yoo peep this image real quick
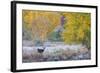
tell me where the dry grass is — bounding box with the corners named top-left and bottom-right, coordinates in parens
top-left (22, 47), bottom-right (90, 62)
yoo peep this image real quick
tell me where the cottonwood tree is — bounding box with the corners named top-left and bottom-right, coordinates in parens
top-left (61, 12), bottom-right (91, 49)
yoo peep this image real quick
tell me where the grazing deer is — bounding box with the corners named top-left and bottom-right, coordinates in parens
top-left (37, 47), bottom-right (46, 54)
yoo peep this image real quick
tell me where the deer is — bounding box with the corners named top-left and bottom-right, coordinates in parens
top-left (37, 47), bottom-right (46, 54)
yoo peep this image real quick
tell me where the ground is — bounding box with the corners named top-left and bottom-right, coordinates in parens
top-left (22, 41), bottom-right (91, 63)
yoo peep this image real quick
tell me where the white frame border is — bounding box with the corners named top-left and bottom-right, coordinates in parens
top-left (16, 3), bottom-right (96, 70)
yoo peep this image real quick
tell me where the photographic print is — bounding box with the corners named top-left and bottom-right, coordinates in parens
top-left (22, 10), bottom-right (91, 63)
top-left (11, 1), bottom-right (98, 72)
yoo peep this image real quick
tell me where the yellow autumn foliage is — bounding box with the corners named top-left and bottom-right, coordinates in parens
top-left (61, 12), bottom-right (91, 44)
top-left (23, 10), bottom-right (91, 48)
top-left (23, 10), bottom-right (62, 42)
